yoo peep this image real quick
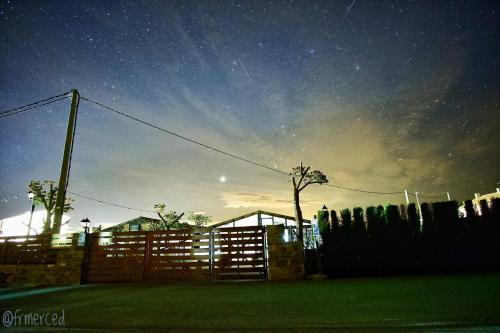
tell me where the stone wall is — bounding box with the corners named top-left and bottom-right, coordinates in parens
top-left (266, 225), bottom-right (305, 280)
top-left (0, 247), bottom-right (84, 287)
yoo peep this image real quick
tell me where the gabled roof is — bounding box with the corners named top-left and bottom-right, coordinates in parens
top-left (210, 210), bottom-right (311, 228)
top-left (102, 216), bottom-right (160, 231)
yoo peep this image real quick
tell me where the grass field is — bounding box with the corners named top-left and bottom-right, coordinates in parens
top-left (1, 273), bottom-right (500, 332)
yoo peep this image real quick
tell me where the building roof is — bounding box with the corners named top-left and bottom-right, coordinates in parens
top-left (458, 191), bottom-right (500, 216)
top-left (102, 216), bottom-right (160, 231)
top-left (103, 211), bottom-right (312, 232)
top-left (472, 191), bottom-right (500, 204)
top-left (210, 210), bottom-right (311, 228)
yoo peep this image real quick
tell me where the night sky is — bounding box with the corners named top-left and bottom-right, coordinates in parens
top-left (1, 1), bottom-right (499, 230)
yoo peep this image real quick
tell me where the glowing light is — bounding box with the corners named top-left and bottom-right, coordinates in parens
top-left (0, 211), bottom-right (70, 236)
top-left (219, 176), bottom-right (227, 183)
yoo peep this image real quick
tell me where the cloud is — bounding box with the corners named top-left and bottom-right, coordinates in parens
top-left (221, 191), bottom-right (323, 209)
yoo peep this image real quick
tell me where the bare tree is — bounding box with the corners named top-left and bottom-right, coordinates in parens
top-left (153, 203), bottom-right (184, 230)
top-left (290, 163), bottom-right (328, 241)
top-left (28, 180), bottom-right (74, 233)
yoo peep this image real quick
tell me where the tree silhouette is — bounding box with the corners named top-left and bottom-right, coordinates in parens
top-left (153, 204), bottom-right (184, 230)
top-left (317, 208), bottom-right (329, 234)
top-left (407, 203), bottom-right (420, 237)
top-left (330, 209), bottom-right (340, 232)
top-left (340, 208), bottom-right (352, 229)
top-left (28, 180), bottom-right (74, 233)
top-left (375, 205), bottom-right (386, 238)
top-left (366, 206), bottom-right (377, 239)
top-left (320, 197), bottom-right (499, 277)
top-left (421, 203), bottom-right (433, 237)
top-left (479, 199), bottom-right (490, 218)
top-left (290, 162), bottom-right (328, 241)
top-left (352, 207), bottom-right (365, 241)
top-left (385, 205), bottom-right (400, 230)
top-left (464, 199), bottom-right (475, 219)
top-left (187, 213), bottom-right (212, 228)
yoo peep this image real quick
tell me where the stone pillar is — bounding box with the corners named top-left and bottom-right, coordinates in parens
top-left (266, 225), bottom-right (305, 280)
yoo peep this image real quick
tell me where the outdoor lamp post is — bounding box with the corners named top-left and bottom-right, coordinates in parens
top-left (81, 218), bottom-right (91, 234)
top-left (27, 191), bottom-right (35, 237)
top-left (320, 204), bottom-right (329, 233)
top-left (80, 217), bottom-right (91, 284)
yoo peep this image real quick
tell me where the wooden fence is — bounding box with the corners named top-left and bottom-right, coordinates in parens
top-left (212, 226), bottom-right (267, 280)
top-left (0, 227), bottom-right (268, 282)
top-left (0, 234), bottom-right (75, 265)
top-left (85, 226), bottom-right (267, 282)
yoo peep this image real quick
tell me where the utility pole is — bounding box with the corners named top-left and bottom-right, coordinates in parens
top-left (27, 202), bottom-right (35, 237)
top-left (404, 189), bottom-right (410, 205)
top-left (446, 192), bottom-right (451, 201)
top-left (53, 89), bottom-right (80, 233)
top-left (415, 191), bottom-right (423, 225)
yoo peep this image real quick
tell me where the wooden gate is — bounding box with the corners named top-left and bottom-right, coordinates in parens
top-left (146, 228), bottom-right (212, 280)
top-left (85, 226), bottom-right (267, 282)
top-left (212, 226), bottom-right (267, 280)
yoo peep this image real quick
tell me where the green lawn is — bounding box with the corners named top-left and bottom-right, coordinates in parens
top-left (1, 273), bottom-right (500, 332)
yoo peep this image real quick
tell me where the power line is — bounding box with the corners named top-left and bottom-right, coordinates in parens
top-left (326, 183), bottom-right (403, 195)
top-left (0, 96), bottom-right (69, 119)
top-left (419, 193), bottom-right (447, 199)
top-left (0, 92), bottom-right (485, 213)
top-left (406, 192), bottom-right (448, 201)
top-left (0, 91), bottom-right (481, 198)
top-left (80, 96), bottom-right (289, 176)
top-left (68, 191), bottom-right (155, 213)
top-left (0, 92), bottom-right (450, 198)
top-left (0, 92), bottom-right (453, 198)
top-left (80, 96), bottom-right (431, 196)
top-left (0, 91), bottom-right (70, 116)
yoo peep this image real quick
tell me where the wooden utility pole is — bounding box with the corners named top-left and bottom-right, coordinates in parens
top-left (53, 89), bottom-right (80, 233)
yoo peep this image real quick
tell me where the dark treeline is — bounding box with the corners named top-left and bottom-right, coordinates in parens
top-left (313, 198), bottom-right (500, 277)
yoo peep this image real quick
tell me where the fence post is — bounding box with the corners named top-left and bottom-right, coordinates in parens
top-left (80, 233), bottom-right (91, 284)
top-left (262, 226), bottom-right (268, 280)
top-left (209, 229), bottom-right (214, 282)
top-left (0, 238), bottom-right (8, 265)
top-left (237, 230), bottom-right (241, 279)
top-left (143, 232), bottom-right (153, 280)
top-left (71, 233), bottom-right (79, 247)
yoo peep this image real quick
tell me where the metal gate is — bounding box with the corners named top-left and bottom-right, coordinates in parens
top-left (85, 226), bottom-right (267, 282)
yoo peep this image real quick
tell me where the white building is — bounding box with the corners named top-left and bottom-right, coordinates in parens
top-left (458, 189), bottom-right (500, 217)
top-left (0, 210), bottom-right (71, 237)
top-left (210, 210), bottom-right (312, 244)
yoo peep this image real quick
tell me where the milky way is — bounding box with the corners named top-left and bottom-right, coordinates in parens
top-left (0, 1), bottom-right (499, 229)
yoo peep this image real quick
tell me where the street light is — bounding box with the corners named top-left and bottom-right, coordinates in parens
top-left (27, 191), bottom-right (35, 237)
top-left (80, 218), bottom-right (91, 234)
top-left (80, 217), bottom-right (91, 284)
